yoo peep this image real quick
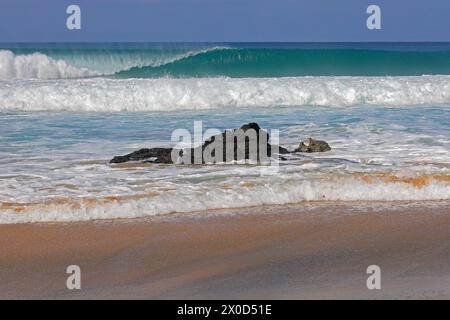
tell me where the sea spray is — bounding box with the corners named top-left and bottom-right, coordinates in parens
top-left (1, 76), bottom-right (450, 112)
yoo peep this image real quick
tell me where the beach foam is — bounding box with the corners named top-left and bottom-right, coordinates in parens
top-left (1, 173), bottom-right (450, 224)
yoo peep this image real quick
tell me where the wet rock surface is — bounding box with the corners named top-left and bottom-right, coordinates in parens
top-left (110, 147), bottom-right (176, 164)
top-left (110, 123), bottom-right (330, 164)
top-left (294, 138), bottom-right (332, 153)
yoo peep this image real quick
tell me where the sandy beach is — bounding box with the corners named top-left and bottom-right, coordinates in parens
top-left (0, 202), bottom-right (449, 299)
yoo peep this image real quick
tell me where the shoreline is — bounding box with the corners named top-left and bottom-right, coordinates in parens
top-left (2, 198), bottom-right (450, 225)
top-left (1, 201), bottom-right (449, 299)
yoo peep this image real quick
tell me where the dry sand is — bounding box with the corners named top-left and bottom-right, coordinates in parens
top-left (0, 202), bottom-right (449, 299)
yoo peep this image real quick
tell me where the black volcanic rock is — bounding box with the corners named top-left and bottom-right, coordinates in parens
top-left (109, 123), bottom-right (330, 164)
top-left (110, 147), bottom-right (176, 164)
top-left (189, 122), bottom-right (272, 164)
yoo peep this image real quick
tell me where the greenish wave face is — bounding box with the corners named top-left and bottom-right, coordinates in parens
top-left (114, 48), bottom-right (450, 78)
top-left (3, 43), bottom-right (450, 79)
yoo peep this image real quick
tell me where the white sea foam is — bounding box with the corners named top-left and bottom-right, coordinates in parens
top-left (1, 174), bottom-right (449, 224)
top-left (0, 50), bottom-right (98, 79)
top-left (1, 75), bottom-right (450, 111)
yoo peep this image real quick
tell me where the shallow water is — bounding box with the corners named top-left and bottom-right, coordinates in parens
top-left (1, 106), bottom-right (449, 223)
top-left (1, 42), bottom-right (450, 223)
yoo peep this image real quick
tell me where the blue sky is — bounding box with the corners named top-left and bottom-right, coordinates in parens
top-left (0, 0), bottom-right (449, 42)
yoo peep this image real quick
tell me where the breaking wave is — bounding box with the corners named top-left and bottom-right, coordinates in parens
top-left (0, 50), bottom-right (98, 79)
top-left (1, 173), bottom-right (449, 224)
top-left (1, 75), bottom-right (450, 111)
top-left (0, 47), bottom-right (227, 79)
top-left (3, 46), bottom-right (450, 80)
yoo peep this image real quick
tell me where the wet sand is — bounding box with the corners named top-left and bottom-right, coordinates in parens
top-left (0, 202), bottom-right (449, 299)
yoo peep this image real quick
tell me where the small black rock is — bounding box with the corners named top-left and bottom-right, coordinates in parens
top-left (294, 138), bottom-right (331, 153)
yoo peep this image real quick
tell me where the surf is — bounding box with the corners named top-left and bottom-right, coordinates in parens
top-left (1, 75), bottom-right (450, 112)
top-left (0, 50), bottom-right (98, 79)
top-left (115, 47), bottom-right (450, 78)
top-left (3, 45), bottom-right (450, 80)
top-left (1, 174), bottom-right (450, 224)
top-left (0, 47), bottom-right (228, 79)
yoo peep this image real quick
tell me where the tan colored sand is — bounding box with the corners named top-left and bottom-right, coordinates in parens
top-left (0, 203), bottom-right (449, 299)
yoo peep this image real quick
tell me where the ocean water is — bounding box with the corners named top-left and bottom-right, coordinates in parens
top-left (0, 43), bottom-right (450, 224)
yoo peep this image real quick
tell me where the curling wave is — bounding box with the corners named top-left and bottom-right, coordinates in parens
top-left (115, 47), bottom-right (450, 78)
top-left (0, 47), bottom-right (227, 79)
top-left (3, 46), bottom-right (450, 80)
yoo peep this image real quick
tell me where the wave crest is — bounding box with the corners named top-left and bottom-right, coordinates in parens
top-left (0, 50), bottom-right (98, 79)
top-left (3, 46), bottom-right (450, 80)
top-left (112, 47), bottom-right (450, 78)
top-left (0, 47), bottom-right (228, 80)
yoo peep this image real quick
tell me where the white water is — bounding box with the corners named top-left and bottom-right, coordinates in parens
top-left (1, 75), bottom-right (450, 111)
top-left (1, 173), bottom-right (450, 224)
top-left (0, 50), bottom-right (98, 79)
top-left (0, 48), bottom-right (224, 79)
top-left (1, 110), bottom-right (449, 224)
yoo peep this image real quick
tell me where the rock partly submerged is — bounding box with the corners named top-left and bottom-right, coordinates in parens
top-left (110, 147), bottom-right (174, 164)
top-left (110, 122), bottom-right (330, 164)
top-left (295, 138), bottom-right (332, 153)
